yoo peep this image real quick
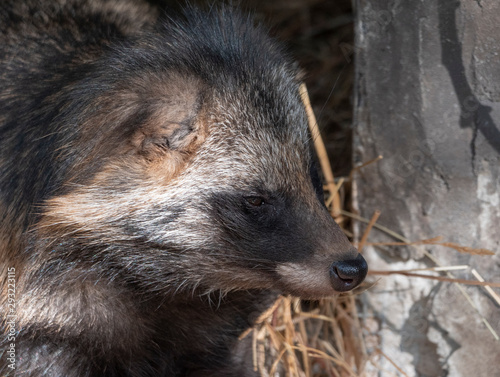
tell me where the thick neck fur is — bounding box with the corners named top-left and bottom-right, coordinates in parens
top-left (15, 250), bottom-right (276, 376)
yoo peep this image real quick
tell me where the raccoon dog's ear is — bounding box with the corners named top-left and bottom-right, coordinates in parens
top-left (129, 74), bottom-right (208, 162)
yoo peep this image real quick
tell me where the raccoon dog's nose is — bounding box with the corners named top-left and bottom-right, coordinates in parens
top-left (329, 254), bottom-right (368, 292)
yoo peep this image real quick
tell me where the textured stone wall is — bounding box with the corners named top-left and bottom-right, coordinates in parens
top-left (352, 0), bottom-right (500, 376)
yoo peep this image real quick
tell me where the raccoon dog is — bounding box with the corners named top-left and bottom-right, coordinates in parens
top-left (0, 1), bottom-right (367, 375)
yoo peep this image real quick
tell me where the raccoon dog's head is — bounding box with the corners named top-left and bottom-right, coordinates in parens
top-left (41, 7), bottom-right (367, 298)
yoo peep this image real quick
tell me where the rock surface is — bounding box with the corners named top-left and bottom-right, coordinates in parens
top-left (352, 0), bottom-right (500, 375)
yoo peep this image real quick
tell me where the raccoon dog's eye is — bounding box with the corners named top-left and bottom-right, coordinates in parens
top-left (245, 196), bottom-right (265, 207)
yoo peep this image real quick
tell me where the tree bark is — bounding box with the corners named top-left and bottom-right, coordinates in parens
top-left (353, 0), bottom-right (500, 376)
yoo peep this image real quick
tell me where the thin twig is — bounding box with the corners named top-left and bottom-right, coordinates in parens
top-left (300, 83), bottom-right (341, 217)
top-left (348, 155), bottom-right (383, 182)
top-left (374, 348), bottom-right (410, 377)
top-left (357, 210), bottom-right (381, 252)
top-left (368, 270), bottom-right (500, 287)
top-left (471, 269), bottom-right (500, 306)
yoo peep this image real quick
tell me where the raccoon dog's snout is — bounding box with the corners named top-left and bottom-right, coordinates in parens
top-left (329, 253), bottom-right (368, 292)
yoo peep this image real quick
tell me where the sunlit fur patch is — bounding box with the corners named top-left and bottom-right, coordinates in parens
top-left (276, 262), bottom-right (335, 298)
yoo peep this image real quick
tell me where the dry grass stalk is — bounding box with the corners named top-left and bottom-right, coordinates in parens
top-left (300, 83), bottom-right (341, 218)
top-left (252, 293), bottom-right (369, 376)
top-left (357, 210), bottom-right (380, 252)
top-left (325, 178), bottom-right (345, 209)
top-left (392, 265), bottom-right (470, 272)
top-left (368, 270), bottom-right (500, 288)
top-left (471, 269), bottom-right (500, 306)
top-left (347, 155), bottom-right (383, 182)
top-left (372, 348), bottom-right (410, 377)
top-left (363, 236), bottom-right (495, 256)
